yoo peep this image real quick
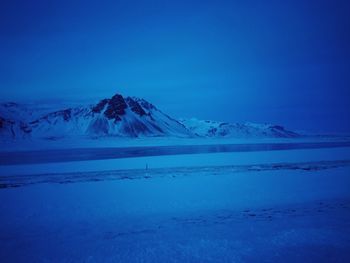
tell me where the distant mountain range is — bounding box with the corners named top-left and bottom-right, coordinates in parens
top-left (0, 93), bottom-right (299, 140)
top-left (180, 118), bottom-right (299, 138)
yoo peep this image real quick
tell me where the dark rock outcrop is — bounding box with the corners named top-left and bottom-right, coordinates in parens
top-left (43, 109), bottom-right (72, 122)
top-left (104, 94), bottom-right (127, 121)
top-left (60, 109), bottom-right (72, 121)
top-left (268, 125), bottom-right (299, 137)
top-left (125, 97), bottom-right (146, 116)
top-left (136, 98), bottom-right (155, 111)
top-left (92, 99), bottom-right (109, 113)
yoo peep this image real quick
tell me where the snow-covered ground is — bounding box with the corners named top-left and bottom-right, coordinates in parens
top-left (0, 142), bottom-right (350, 262)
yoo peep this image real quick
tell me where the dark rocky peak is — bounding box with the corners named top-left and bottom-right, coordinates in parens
top-left (92, 99), bottom-right (110, 113)
top-left (125, 97), bottom-right (146, 116)
top-left (104, 94), bottom-right (128, 120)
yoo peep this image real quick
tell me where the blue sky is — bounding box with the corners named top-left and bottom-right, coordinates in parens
top-left (1, 0), bottom-right (349, 132)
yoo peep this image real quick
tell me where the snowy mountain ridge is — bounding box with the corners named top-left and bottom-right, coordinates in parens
top-left (180, 118), bottom-right (299, 138)
top-left (0, 93), bottom-right (299, 140)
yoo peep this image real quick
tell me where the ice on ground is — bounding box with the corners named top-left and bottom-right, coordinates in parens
top-left (1, 160), bottom-right (350, 262)
top-left (0, 142), bottom-right (350, 262)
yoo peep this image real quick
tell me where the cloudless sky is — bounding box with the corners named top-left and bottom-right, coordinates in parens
top-left (1, 0), bottom-right (349, 132)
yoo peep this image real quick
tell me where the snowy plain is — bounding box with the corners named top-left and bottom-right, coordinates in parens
top-left (0, 138), bottom-right (350, 262)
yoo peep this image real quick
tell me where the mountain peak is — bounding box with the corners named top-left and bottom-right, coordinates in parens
top-left (0, 92), bottom-right (299, 140)
top-left (92, 93), bottom-right (148, 121)
top-left (104, 94), bottom-right (127, 121)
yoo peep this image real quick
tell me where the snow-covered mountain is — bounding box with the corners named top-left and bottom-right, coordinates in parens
top-left (0, 94), bottom-right (191, 140)
top-left (0, 93), bottom-right (299, 140)
top-left (180, 118), bottom-right (299, 138)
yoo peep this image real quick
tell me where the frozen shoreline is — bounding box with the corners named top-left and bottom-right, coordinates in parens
top-left (1, 146), bottom-right (350, 176)
top-left (1, 159), bottom-right (350, 189)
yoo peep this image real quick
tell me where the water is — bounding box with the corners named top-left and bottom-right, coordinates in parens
top-left (1, 141), bottom-right (350, 165)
